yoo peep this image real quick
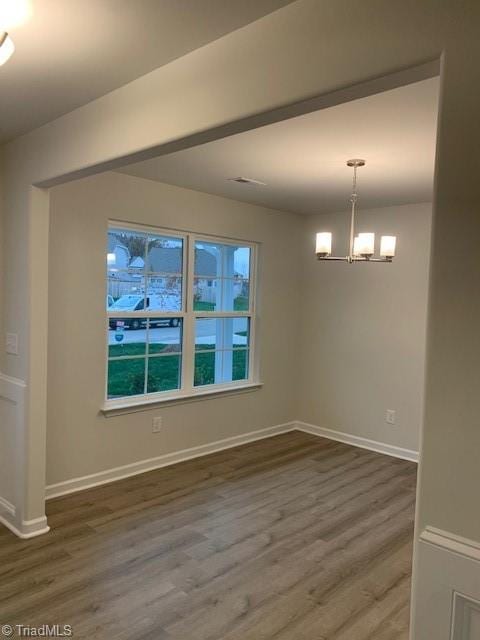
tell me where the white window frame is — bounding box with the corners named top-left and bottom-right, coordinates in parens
top-left (103, 221), bottom-right (259, 411)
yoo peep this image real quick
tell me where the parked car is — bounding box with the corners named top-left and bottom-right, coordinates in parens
top-left (108, 294), bottom-right (180, 329)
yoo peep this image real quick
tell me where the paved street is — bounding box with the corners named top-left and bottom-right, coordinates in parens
top-left (108, 318), bottom-right (248, 347)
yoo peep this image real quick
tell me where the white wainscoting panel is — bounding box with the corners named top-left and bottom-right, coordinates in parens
top-left (412, 527), bottom-right (480, 639)
top-left (451, 592), bottom-right (480, 640)
top-left (0, 373), bottom-right (50, 538)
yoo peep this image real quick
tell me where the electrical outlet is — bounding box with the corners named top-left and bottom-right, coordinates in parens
top-left (5, 333), bottom-right (18, 355)
top-left (152, 416), bottom-right (162, 433)
top-left (385, 409), bottom-right (396, 425)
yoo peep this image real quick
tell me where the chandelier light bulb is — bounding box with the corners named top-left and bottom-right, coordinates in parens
top-left (357, 233), bottom-right (375, 257)
top-left (380, 235), bottom-right (396, 258)
top-left (0, 32), bottom-right (14, 66)
top-left (315, 232), bottom-right (332, 257)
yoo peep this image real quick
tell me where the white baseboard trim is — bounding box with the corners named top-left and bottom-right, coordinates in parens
top-left (45, 420), bottom-right (420, 500)
top-left (46, 421), bottom-right (297, 499)
top-left (296, 421), bottom-right (419, 462)
top-left (420, 526), bottom-right (480, 563)
top-left (0, 511), bottom-right (50, 539)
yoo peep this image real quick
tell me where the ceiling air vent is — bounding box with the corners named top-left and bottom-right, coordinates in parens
top-left (228, 176), bottom-right (266, 186)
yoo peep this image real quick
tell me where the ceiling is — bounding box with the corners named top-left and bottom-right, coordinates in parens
top-left (0, 0), bottom-right (294, 143)
top-left (118, 77), bottom-right (440, 215)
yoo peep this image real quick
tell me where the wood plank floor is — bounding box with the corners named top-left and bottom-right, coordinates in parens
top-left (0, 431), bottom-right (417, 639)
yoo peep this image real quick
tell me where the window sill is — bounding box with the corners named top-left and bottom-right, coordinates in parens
top-left (101, 382), bottom-right (263, 417)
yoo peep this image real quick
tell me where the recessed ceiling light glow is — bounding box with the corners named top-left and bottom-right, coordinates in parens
top-left (0, 32), bottom-right (14, 66)
top-left (0, 0), bottom-right (32, 29)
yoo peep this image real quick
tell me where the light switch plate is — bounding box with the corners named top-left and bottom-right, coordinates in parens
top-left (386, 409), bottom-right (396, 425)
top-left (5, 333), bottom-right (18, 355)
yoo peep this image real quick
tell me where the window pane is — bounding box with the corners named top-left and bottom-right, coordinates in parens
top-left (193, 278), bottom-right (219, 311)
top-left (148, 318), bottom-right (182, 354)
top-left (195, 317), bottom-right (249, 351)
top-left (108, 318), bottom-right (146, 357)
top-left (108, 358), bottom-right (146, 398)
top-left (107, 273), bottom-right (145, 310)
top-left (233, 349), bottom-right (249, 381)
top-left (108, 229), bottom-right (147, 272)
top-left (194, 241), bottom-right (251, 312)
top-left (194, 351), bottom-right (215, 386)
top-left (194, 242), bottom-right (220, 277)
top-left (147, 355), bottom-right (181, 393)
top-left (194, 241), bottom-right (250, 278)
top-left (233, 280), bottom-right (250, 311)
top-left (193, 278), bottom-right (250, 312)
top-left (194, 349), bottom-right (249, 386)
top-left (146, 276), bottom-right (182, 311)
top-left (146, 235), bottom-right (183, 274)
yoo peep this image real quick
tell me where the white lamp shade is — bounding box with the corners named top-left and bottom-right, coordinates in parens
top-left (357, 232), bottom-right (375, 256)
top-left (316, 232), bottom-right (332, 256)
top-left (353, 236), bottom-right (361, 256)
top-left (380, 235), bottom-right (396, 257)
top-left (0, 33), bottom-right (14, 66)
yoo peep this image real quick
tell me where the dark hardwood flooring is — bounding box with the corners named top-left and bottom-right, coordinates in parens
top-left (0, 431), bottom-right (416, 639)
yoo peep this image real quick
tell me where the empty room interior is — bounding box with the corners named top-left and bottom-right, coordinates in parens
top-left (1, 3), bottom-right (480, 640)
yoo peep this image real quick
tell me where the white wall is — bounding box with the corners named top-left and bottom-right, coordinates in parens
top-left (46, 171), bottom-right (302, 486)
top-left (47, 172), bottom-right (431, 486)
top-left (298, 203), bottom-right (432, 454)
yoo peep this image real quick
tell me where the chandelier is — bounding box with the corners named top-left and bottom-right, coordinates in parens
top-left (315, 159), bottom-right (396, 263)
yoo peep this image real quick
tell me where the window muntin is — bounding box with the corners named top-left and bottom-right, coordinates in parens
top-left (106, 225), bottom-right (256, 404)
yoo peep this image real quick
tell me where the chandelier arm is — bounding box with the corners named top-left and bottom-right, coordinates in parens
top-left (316, 256), bottom-right (350, 261)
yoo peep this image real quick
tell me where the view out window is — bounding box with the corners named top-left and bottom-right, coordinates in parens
top-left (106, 225), bottom-right (256, 404)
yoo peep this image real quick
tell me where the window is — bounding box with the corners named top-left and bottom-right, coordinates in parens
top-left (106, 224), bottom-right (257, 406)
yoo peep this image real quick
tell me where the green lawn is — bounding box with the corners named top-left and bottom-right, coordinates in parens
top-left (193, 349), bottom-right (248, 386)
top-left (108, 354), bottom-right (181, 397)
top-left (108, 342), bottom-right (180, 357)
top-left (193, 301), bottom-right (215, 311)
top-left (108, 346), bottom-right (248, 397)
top-left (193, 295), bottom-right (249, 312)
